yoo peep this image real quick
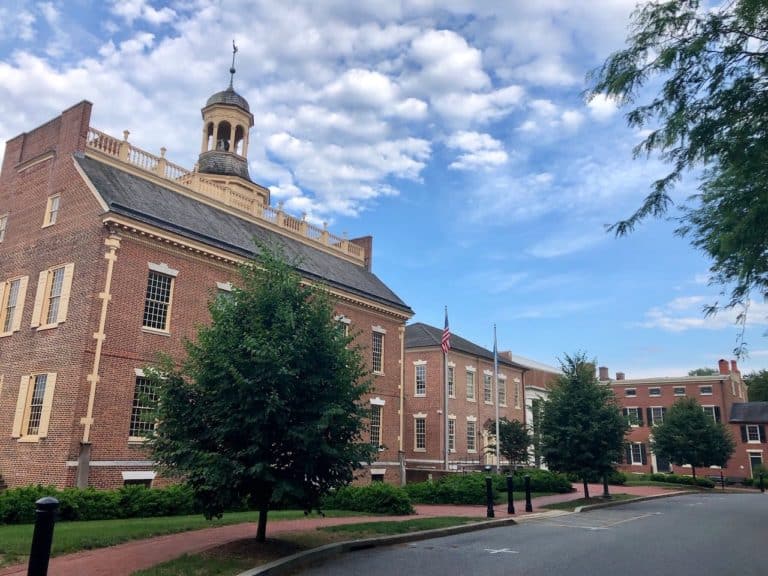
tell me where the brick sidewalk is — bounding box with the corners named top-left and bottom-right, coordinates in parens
top-left (0, 483), bottom-right (674, 576)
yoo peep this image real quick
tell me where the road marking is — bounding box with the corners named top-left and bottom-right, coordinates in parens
top-left (541, 511), bottom-right (661, 531)
top-left (484, 548), bottom-right (519, 555)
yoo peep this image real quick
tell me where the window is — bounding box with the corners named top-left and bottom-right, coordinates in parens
top-left (414, 417), bottom-right (426, 451)
top-left (649, 387), bottom-right (661, 397)
top-left (12, 373), bottom-right (57, 440)
top-left (0, 276), bottom-right (28, 335)
top-left (43, 194), bottom-right (60, 227)
top-left (370, 405), bottom-right (382, 448)
top-left (674, 386), bottom-right (686, 396)
top-left (699, 385), bottom-right (713, 395)
top-left (0, 213), bottom-right (7, 242)
top-left (628, 442), bottom-right (646, 465)
top-left (447, 366), bottom-right (455, 398)
top-left (483, 373), bottom-right (493, 403)
top-left (745, 424), bottom-right (763, 444)
top-left (448, 417), bottom-right (456, 452)
top-left (498, 377), bottom-right (507, 406)
top-left (749, 452), bottom-right (763, 476)
top-left (143, 271), bottom-right (174, 331)
top-left (466, 369), bottom-right (475, 400)
top-left (514, 377), bottom-right (521, 408)
top-left (415, 363), bottom-right (426, 396)
top-left (624, 388), bottom-right (636, 397)
top-left (31, 263), bottom-right (74, 329)
top-left (624, 407), bottom-right (642, 427)
top-left (371, 331), bottom-right (384, 373)
top-left (702, 406), bottom-right (720, 423)
top-left (649, 407), bottom-right (666, 426)
top-left (466, 420), bottom-right (476, 452)
top-left (129, 376), bottom-right (158, 440)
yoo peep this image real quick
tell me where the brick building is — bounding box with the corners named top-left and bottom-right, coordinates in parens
top-left (403, 323), bottom-right (527, 474)
top-left (0, 79), bottom-right (412, 488)
top-left (606, 359), bottom-right (765, 480)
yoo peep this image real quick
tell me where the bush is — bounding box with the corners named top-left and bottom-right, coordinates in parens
top-left (565, 469), bottom-right (626, 485)
top-left (649, 473), bottom-right (715, 488)
top-left (0, 484), bottom-right (200, 524)
top-left (322, 483), bottom-right (413, 515)
top-left (509, 469), bottom-right (574, 493)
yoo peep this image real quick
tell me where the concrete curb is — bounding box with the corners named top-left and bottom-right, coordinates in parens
top-left (235, 510), bottom-right (569, 576)
top-left (574, 490), bottom-right (692, 512)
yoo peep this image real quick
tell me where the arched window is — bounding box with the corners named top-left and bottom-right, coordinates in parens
top-left (234, 125), bottom-right (245, 155)
top-left (206, 122), bottom-right (214, 151)
top-left (216, 122), bottom-right (232, 152)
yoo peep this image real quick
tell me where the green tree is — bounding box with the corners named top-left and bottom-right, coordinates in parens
top-left (745, 370), bottom-right (768, 401)
top-left (651, 397), bottom-right (735, 480)
top-left (485, 417), bottom-right (530, 467)
top-left (589, 0), bottom-right (768, 352)
top-left (688, 367), bottom-right (718, 377)
top-left (146, 244), bottom-right (375, 541)
top-left (540, 353), bottom-right (629, 498)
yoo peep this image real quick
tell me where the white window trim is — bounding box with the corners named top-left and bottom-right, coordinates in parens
top-left (673, 387), bottom-right (686, 396)
top-left (121, 471), bottom-right (156, 481)
top-left (0, 275), bottom-right (29, 336)
top-left (650, 406), bottom-right (665, 426)
top-left (0, 213), bottom-right (7, 242)
top-left (466, 417), bottom-right (477, 453)
top-left (334, 314), bottom-right (351, 324)
top-left (648, 387), bottom-right (662, 397)
top-left (746, 424), bottom-right (762, 444)
top-left (216, 281), bottom-right (233, 292)
top-left (414, 362), bottom-right (427, 397)
top-left (498, 375), bottom-right (507, 406)
top-left (625, 388), bottom-right (637, 397)
top-left (413, 413), bottom-right (427, 452)
top-left (630, 442), bottom-right (644, 465)
top-left (626, 407), bottom-right (641, 428)
top-left (371, 325), bottom-right (387, 334)
top-left (370, 397), bottom-right (386, 406)
top-left (42, 194), bottom-right (60, 228)
top-left (148, 262), bottom-right (179, 277)
top-left (448, 416), bottom-right (456, 453)
top-left (699, 385), bottom-right (713, 396)
top-left (30, 263), bottom-right (75, 330)
top-left (12, 372), bottom-right (57, 442)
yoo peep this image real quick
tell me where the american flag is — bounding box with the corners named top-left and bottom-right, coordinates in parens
top-left (441, 307), bottom-right (451, 353)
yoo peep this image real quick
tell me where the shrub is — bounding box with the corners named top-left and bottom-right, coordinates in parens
top-left (649, 473), bottom-right (715, 488)
top-left (323, 483), bottom-right (413, 515)
top-left (0, 485), bottom-right (53, 524)
top-left (510, 469), bottom-right (574, 493)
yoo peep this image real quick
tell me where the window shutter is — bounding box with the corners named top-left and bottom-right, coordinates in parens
top-left (12, 375), bottom-right (31, 438)
top-left (638, 410), bottom-right (644, 427)
top-left (622, 408), bottom-right (628, 418)
top-left (11, 276), bottom-right (28, 332)
top-left (662, 407), bottom-right (667, 417)
top-left (0, 282), bottom-right (5, 326)
top-left (761, 425), bottom-right (767, 444)
top-left (625, 445), bottom-right (631, 464)
top-left (741, 425), bottom-right (748, 443)
top-left (30, 270), bottom-right (48, 328)
top-left (56, 263), bottom-right (75, 323)
top-left (37, 373), bottom-right (57, 438)
top-left (647, 407), bottom-right (653, 426)
top-left (714, 407), bottom-right (721, 423)
top-left (640, 444), bottom-right (648, 465)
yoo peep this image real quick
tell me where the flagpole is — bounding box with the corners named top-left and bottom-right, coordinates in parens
top-left (494, 324), bottom-right (500, 474)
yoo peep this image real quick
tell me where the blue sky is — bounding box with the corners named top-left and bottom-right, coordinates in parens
top-left (1, 0), bottom-right (766, 377)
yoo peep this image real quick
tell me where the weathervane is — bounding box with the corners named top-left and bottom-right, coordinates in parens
top-left (229, 40), bottom-right (238, 88)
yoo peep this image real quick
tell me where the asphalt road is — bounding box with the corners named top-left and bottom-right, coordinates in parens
top-left (299, 493), bottom-right (767, 575)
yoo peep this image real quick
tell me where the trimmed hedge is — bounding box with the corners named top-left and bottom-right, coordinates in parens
top-left (565, 469), bottom-right (627, 485)
top-left (405, 470), bottom-right (573, 505)
top-left (0, 484), bottom-right (197, 525)
top-left (648, 473), bottom-right (715, 488)
top-left (322, 483), bottom-right (414, 515)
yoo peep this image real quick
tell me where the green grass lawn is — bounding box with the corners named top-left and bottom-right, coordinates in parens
top-left (0, 509), bottom-right (357, 568)
top-left (541, 493), bottom-right (636, 511)
top-left (623, 480), bottom-right (701, 489)
top-left (133, 517), bottom-right (481, 576)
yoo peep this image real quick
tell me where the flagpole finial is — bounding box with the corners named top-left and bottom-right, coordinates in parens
top-left (229, 40), bottom-right (238, 88)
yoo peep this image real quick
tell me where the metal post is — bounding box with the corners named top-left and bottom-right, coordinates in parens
top-left (507, 475), bottom-right (515, 514)
top-left (524, 474), bottom-right (533, 512)
top-left (485, 476), bottom-right (495, 518)
top-left (27, 496), bottom-right (59, 576)
top-left (760, 472), bottom-right (765, 493)
top-left (602, 472), bottom-right (611, 499)
top-left (720, 469), bottom-right (725, 491)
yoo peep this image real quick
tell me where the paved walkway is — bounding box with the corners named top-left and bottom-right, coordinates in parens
top-left (0, 484), bottom-right (674, 576)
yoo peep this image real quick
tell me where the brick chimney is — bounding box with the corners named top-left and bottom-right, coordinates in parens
top-left (730, 359), bottom-right (739, 375)
top-left (350, 235), bottom-right (373, 271)
top-left (499, 350), bottom-right (513, 362)
top-left (598, 366), bottom-right (609, 381)
top-left (718, 359), bottom-right (729, 375)
top-left (616, 372), bottom-right (625, 381)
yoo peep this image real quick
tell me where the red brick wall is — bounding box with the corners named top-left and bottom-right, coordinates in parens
top-left (403, 347), bottom-right (525, 472)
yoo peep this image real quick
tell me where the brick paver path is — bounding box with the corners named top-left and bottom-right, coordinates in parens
top-left (0, 483), bottom-right (676, 576)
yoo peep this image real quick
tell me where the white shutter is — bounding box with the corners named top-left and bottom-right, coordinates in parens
top-left (37, 373), bottom-right (57, 438)
top-left (56, 263), bottom-right (75, 323)
top-left (12, 375), bottom-right (30, 438)
top-left (0, 281), bottom-right (6, 330)
top-left (30, 270), bottom-right (48, 328)
top-left (12, 276), bottom-right (28, 332)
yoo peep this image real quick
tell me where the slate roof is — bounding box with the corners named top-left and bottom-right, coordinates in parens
top-left (197, 150), bottom-right (251, 181)
top-left (405, 322), bottom-right (524, 369)
top-left (730, 402), bottom-right (768, 423)
top-left (205, 87), bottom-right (250, 112)
top-left (76, 154), bottom-right (412, 314)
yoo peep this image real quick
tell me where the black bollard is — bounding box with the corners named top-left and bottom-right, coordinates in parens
top-left (760, 472), bottom-right (765, 493)
top-left (28, 496), bottom-right (59, 576)
top-left (602, 473), bottom-right (611, 499)
top-left (507, 475), bottom-right (515, 514)
top-left (485, 476), bottom-right (495, 518)
top-left (720, 470), bottom-right (725, 491)
top-left (524, 474), bottom-right (533, 512)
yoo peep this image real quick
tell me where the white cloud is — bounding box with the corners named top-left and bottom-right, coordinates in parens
top-left (432, 85), bottom-right (525, 124)
top-left (109, 0), bottom-right (176, 26)
top-left (638, 298), bottom-right (768, 332)
top-left (446, 130), bottom-right (508, 171)
top-left (526, 230), bottom-right (604, 259)
top-left (408, 29), bottom-right (490, 93)
top-left (587, 93), bottom-right (619, 121)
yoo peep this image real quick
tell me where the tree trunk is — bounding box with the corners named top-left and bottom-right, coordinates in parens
top-left (691, 467), bottom-right (697, 482)
top-left (583, 478), bottom-right (589, 499)
top-left (256, 503), bottom-right (269, 542)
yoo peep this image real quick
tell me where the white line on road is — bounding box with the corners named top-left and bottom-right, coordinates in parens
top-left (484, 548), bottom-right (519, 555)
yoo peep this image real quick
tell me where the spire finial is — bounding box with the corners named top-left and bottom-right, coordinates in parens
top-left (229, 40), bottom-right (238, 88)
